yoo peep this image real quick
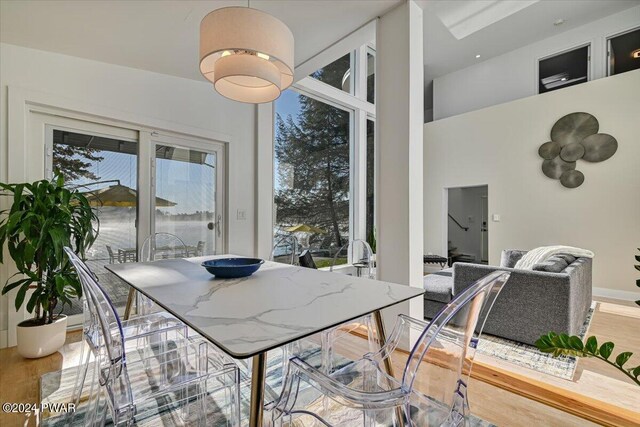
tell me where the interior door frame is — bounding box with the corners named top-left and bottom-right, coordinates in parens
top-left (146, 131), bottom-right (227, 255)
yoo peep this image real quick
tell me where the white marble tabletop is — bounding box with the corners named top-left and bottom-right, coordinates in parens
top-left (105, 255), bottom-right (424, 358)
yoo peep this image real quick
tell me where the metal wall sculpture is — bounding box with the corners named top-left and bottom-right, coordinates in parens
top-left (538, 112), bottom-right (618, 188)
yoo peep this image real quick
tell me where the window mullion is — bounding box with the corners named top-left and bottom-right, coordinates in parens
top-left (353, 109), bottom-right (367, 242)
top-left (354, 45), bottom-right (367, 102)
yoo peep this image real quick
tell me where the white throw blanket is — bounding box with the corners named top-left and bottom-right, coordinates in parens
top-left (514, 245), bottom-right (594, 270)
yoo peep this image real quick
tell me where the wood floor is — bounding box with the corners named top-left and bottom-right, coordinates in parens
top-left (1, 297), bottom-right (639, 427)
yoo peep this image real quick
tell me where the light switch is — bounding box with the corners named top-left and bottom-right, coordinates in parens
top-left (237, 209), bottom-right (246, 220)
top-left (492, 214), bottom-right (501, 222)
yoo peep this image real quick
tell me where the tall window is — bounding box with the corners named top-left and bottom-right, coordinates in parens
top-left (275, 42), bottom-right (375, 266)
top-left (367, 52), bottom-right (375, 104)
top-left (274, 91), bottom-right (351, 265)
top-left (311, 53), bottom-right (353, 94)
top-left (366, 119), bottom-right (375, 250)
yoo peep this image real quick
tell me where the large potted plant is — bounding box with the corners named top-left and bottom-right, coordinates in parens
top-left (0, 173), bottom-right (98, 358)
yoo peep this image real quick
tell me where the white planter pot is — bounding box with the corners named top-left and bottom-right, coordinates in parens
top-left (16, 315), bottom-right (67, 358)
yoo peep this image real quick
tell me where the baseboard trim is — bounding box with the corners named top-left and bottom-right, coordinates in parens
top-left (593, 287), bottom-right (640, 302)
top-left (0, 330), bottom-right (7, 348)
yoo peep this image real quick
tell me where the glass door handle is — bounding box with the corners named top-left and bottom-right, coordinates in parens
top-left (207, 216), bottom-right (222, 237)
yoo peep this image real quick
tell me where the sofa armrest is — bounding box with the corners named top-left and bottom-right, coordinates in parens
top-left (453, 262), bottom-right (591, 345)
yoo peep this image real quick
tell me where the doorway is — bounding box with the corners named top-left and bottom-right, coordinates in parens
top-left (38, 115), bottom-right (225, 326)
top-left (446, 185), bottom-right (488, 265)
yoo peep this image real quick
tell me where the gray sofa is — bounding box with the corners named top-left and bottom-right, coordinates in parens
top-left (423, 249), bottom-right (592, 345)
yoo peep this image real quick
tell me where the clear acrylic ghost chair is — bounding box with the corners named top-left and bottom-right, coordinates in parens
top-left (323, 239), bottom-right (377, 374)
top-left (124, 232), bottom-right (188, 319)
top-left (64, 247), bottom-right (241, 426)
top-left (272, 271), bottom-right (511, 427)
top-left (329, 239), bottom-right (375, 279)
top-left (271, 235), bottom-right (300, 265)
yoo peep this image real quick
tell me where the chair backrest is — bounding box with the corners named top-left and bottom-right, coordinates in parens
top-left (399, 271), bottom-right (510, 423)
top-left (329, 239), bottom-right (374, 278)
top-left (196, 240), bottom-right (206, 256)
top-left (64, 247), bottom-right (133, 410)
top-left (298, 249), bottom-right (318, 269)
top-left (271, 235), bottom-right (299, 265)
top-left (140, 232), bottom-right (187, 262)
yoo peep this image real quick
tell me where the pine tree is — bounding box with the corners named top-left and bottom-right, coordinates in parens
top-left (275, 55), bottom-right (351, 249)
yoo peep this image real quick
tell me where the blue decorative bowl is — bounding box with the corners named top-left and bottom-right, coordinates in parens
top-left (202, 258), bottom-right (265, 278)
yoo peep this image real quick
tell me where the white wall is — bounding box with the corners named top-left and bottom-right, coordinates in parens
top-left (424, 70), bottom-right (640, 298)
top-left (433, 5), bottom-right (640, 120)
top-left (0, 43), bottom-right (258, 344)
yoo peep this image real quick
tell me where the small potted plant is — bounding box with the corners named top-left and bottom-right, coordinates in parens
top-left (0, 173), bottom-right (98, 358)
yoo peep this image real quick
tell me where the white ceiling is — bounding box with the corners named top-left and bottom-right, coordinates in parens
top-left (420, 0), bottom-right (639, 81)
top-left (0, 0), bottom-right (399, 81)
top-left (1, 0), bottom-right (638, 107)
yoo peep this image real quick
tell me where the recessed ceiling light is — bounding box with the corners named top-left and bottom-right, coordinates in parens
top-left (475, 54), bottom-right (481, 59)
top-left (554, 19), bottom-right (565, 26)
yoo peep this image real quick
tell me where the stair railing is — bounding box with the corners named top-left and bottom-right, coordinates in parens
top-left (448, 214), bottom-right (469, 231)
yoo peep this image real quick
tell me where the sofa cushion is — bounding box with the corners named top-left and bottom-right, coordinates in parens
top-left (423, 271), bottom-right (454, 303)
top-left (554, 253), bottom-right (577, 265)
top-left (532, 255), bottom-right (569, 273)
top-left (500, 250), bottom-right (527, 268)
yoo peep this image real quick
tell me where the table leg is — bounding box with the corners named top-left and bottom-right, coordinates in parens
top-left (124, 288), bottom-right (135, 320)
top-left (373, 310), bottom-right (395, 378)
top-left (249, 352), bottom-right (267, 427)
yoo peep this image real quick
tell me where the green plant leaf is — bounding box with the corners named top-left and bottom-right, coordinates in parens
top-left (632, 366), bottom-right (640, 378)
top-left (568, 336), bottom-right (584, 351)
top-left (599, 342), bottom-right (614, 360)
top-left (2, 278), bottom-right (32, 295)
top-left (557, 333), bottom-right (571, 348)
top-left (535, 336), bottom-right (555, 353)
top-left (615, 352), bottom-right (633, 368)
top-left (26, 287), bottom-right (41, 313)
top-left (585, 336), bottom-right (598, 354)
top-left (15, 282), bottom-right (30, 311)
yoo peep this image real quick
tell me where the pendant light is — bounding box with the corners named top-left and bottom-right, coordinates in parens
top-left (199, 4), bottom-right (294, 103)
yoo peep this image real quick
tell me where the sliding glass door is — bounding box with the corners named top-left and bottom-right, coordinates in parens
top-left (36, 115), bottom-right (225, 328)
top-left (151, 135), bottom-right (225, 256)
top-left (47, 123), bottom-right (139, 320)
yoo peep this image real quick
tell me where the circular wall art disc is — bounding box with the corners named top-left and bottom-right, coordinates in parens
top-left (560, 142), bottom-right (585, 162)
top-left (560, 170), bottom-right (585, 188)
top-left (538, 141), bottom-right (561, 159)
top-left (542, 156), bottom-right (576, 179)
top-left (550, 112), bottom-right (599, 146)
top-left (581, 133), bottom-right (618, 162)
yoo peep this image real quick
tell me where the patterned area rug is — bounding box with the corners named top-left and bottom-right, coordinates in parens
top-left (475, 302), bottom-right (596, 380)
top-left (41, 340), bottom-right (334, 426)
top-left (41, 338), bottom-right (494, 426)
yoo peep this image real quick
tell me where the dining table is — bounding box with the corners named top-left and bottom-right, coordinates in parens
top-left (105, 254), bottom-right (425, 427)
